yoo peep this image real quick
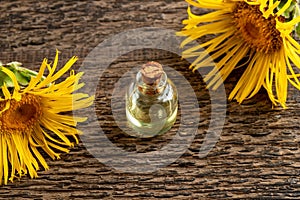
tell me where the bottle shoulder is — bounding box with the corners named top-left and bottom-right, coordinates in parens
top-left (157, 79), bottom-right (177, 102)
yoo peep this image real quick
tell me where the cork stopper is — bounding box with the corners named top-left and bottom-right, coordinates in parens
top-left (141, 61), bottom-right (164, 85)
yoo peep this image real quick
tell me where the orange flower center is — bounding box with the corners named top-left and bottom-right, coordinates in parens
top-left (0, 94), bottom-right (42, 132)
top-left (232, 2), bottom-right (282, 53)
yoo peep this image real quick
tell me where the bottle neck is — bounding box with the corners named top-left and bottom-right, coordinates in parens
top-left (136, 71), bottom-right (167, 96)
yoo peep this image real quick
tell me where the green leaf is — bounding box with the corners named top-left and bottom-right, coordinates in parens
top-left (293, 2), bottom-right (300, 37)
top-left (14, 71), bottom-right (30, 86)
top-left (19, 68), bottom-right (38, 79)
top-left (6, 61), bottom-right (22, 69)
top-left (3, 62), bottom-right (41, 87)
top-left (3, 76), bottom-right (14, 88)
top-left (0, 62), bottom-right (44, 91)
top-left (0, 68), bottom-right (14, 88)
top-left (296, 23), bottom-right (300, 38)
top-left (0, 71), bottom-right (6, 87)
top-left (277, 0), bottom-right (300, 37)
top-left (279, 1), bottom-right (296, 20)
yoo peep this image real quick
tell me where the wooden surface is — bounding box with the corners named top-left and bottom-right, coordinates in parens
top-left (1, 1), bottom-right (300, 199)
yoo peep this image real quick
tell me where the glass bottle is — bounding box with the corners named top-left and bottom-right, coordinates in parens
top-left (126, 61), bottom-right (178, 138)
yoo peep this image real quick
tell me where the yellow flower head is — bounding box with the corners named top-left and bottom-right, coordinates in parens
top-left (179, 0), bottom-right (300, 108)
top-left (0, 50), bottom-right (94, 185)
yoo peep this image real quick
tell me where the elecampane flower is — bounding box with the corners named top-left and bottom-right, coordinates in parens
top-left (0, 51), bottom-right (94, 185)
top-left (178, 0), bottom-right (300, 108)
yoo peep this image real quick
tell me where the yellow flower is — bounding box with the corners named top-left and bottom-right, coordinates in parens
top-left (178, 0), bottom-right (300, 108)
top-left (0, 50), bottom-right (94, 185)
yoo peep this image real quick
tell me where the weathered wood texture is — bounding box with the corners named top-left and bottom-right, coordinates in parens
top-left (1, 1), bottom-right (300, 199)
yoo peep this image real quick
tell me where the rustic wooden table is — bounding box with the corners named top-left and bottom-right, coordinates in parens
top-left (1, 1), bottom-right (300, 199)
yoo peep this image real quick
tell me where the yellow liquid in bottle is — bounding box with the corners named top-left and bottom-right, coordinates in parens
top-left (126, 78), bottom-right (178, 138)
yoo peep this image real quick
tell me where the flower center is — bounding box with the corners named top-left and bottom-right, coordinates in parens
top-left (245, 22), bottom-right (259, 40)
top-left (232, 2), bottom-right (282, 53)
top-left (0, 94), bottom-right (42, 131)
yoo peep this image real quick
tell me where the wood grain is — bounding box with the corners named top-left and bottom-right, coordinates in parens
top-left (1, 0), bottom-right (300, 199)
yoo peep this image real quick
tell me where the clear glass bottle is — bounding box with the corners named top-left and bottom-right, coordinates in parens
top-left (126, 61), bottom-right (178, 138)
